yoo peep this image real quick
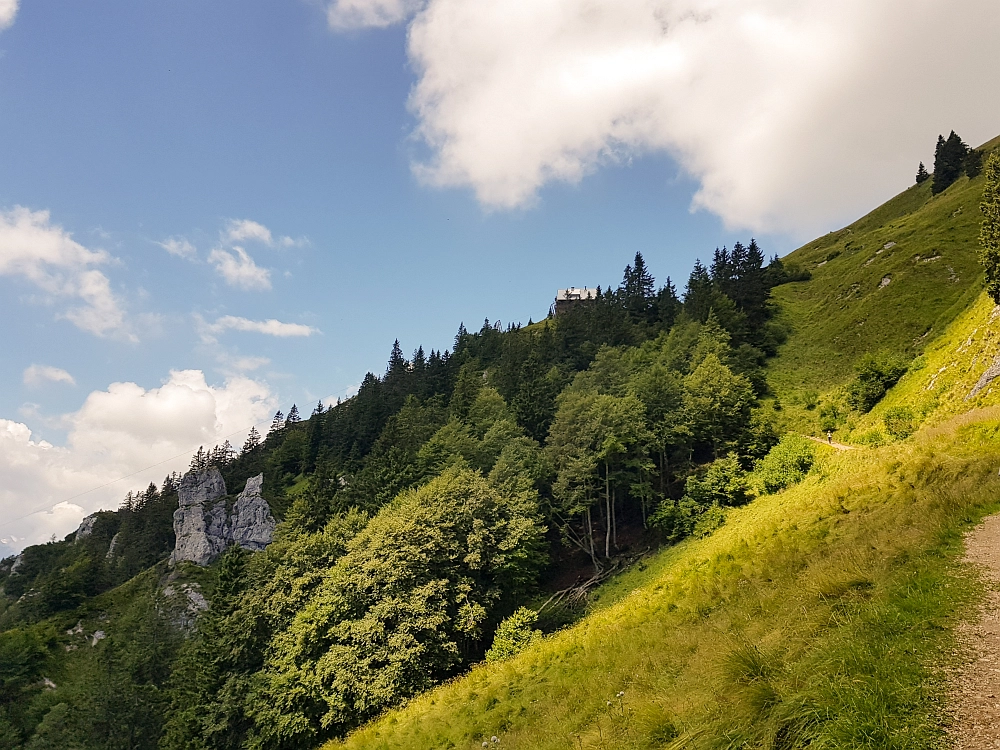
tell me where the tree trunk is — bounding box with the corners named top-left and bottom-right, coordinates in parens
top-left (604, 461), bottom-right (611, 559)
top-left (612, 486), bottom-right (618, 550)
top-left (586, 507), bottom-right (598, 571)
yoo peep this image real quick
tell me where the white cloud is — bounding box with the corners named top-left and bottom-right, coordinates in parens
top-left (335, 0), bottom-right (1000, 237)
top-left (23, 365), bottom-right (76, 387)
top-left (0, 370), bottom-right (277, 553)
top-left (208, 246), bottom-right (272, 290)
top-left (159, 237), bottom-right (197, 259)
top-left (224, 219), bottom-right (274, 246)
top-left (0, 0), bottom-right (18, 31)
top-left (222, 219), bottom-right (305, 249)
top-left (328, 0), bottom-right (424, 28)
top-left (0, 206), bottom-right (134, 338)
top-left (197, 314), bottom-right (319, 344)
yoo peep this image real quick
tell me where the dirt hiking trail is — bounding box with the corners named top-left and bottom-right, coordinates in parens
top-left (949, 514), bottom-right (1000, 748)
top-left (802, 435), bottom-right (855, 451)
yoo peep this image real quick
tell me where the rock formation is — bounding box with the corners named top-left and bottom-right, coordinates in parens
top-left (170, 468), bottom-right (276, 566)
top-left (74, 513), bottom-right (98, 542)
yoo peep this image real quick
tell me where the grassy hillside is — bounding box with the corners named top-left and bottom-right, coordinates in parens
top-left (323, 145), bottom-right (1000, 749)
top-left (768, 146), bottom-right (996, 425)
top-left (328, 413), bottom-right (1000, 750)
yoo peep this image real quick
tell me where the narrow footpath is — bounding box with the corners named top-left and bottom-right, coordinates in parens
top-left (949, 514), bottom-right (1000, 748)
top-left (802, 434), bottom-right (855, 451)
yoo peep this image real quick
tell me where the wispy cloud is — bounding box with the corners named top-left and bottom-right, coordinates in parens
top-left (23, 365), bottom-right (76, 387)
top-left (158, 237), bottom-right (197, 259)
top-left (0, 206), bottom-right (134, 340)
top-left (223, 218), bottom-right (305, 248)
top-left (198, 314), bottom-right (318, 342)
top-left (207, 246), bottom-right (272, 291)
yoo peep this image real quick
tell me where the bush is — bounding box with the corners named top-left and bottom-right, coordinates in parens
top-left (847, 353), bottom-right (908, 412)
top-left (486, 608), bottom-right (542, 663)
top-left (882, 406), bottom-right (916, 439)
top-left (685, 456), bottom-right (749, 508)
top-left (751, 435), bottom-right (816, 495)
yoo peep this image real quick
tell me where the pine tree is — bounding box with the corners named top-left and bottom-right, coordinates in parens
top-left (242, 426), bottom-right (261, 454)
top-left (932, 131), bottom-right (969, 194)
top-left (683, 260), bottom-right (715, 323)
top-left (269, 411), bottom-right (284, 435)
top-left (966, 149), bottom-right (984, 179)
top-left (980, 151), bottom-right (1000, 304)
top-left (915, 161), bottom-right (930, 184)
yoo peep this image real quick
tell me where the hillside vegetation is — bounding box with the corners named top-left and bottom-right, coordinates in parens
top-left (2, 135), bottom-right (999, 750)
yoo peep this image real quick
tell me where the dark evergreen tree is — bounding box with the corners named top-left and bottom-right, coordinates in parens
top-left (683, 260), bottom-right (715, 323)
top-left (915, 161), bottom-right (930, 184)
top-left (268, 411), bottom-right (284, 435)
top-left (285, 404), bottom-right (301, 426)
top-left (966, 148), bottom-right (984, 179)
top-left (932, 130), bottom-right (969, 194)
top-left (242, 426), bottom-right (261, 454)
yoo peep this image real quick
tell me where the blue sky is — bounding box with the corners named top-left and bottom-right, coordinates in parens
top-left (1, 0), bottom-right (998, 552)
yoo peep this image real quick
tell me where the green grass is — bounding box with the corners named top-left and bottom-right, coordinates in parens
top-left (325, 416), bottom-right (1000, 750)
top-left (768, 167), bottom-right (990, 431)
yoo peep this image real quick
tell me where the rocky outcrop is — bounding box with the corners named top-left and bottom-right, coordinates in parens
top-left (170, 469), bottom-right (275, 566)
top-left (228, 474), bottom-right (276, 552)
top-left (967, 354), bottom-right (1000, 400)
top-left (74, 513), bottom-right (99, 542)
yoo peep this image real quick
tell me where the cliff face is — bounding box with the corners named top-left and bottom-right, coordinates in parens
top-left (170, 469), bottom-right (275, 566)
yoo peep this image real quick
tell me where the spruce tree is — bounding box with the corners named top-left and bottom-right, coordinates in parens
top-left (285, 404), bottom-right (300, 425)
top-left (980, 151), bottom-right (1000, 304)
top-left (242, 426), bottom-right (261, 453)
top-left (966, 148), bottom-right (984, 179)
top-left (932, 130), bottom-right (969, 194)
top-left (915, 161), bottom-right (930, 184)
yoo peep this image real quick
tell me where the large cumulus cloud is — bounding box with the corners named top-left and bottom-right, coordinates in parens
top-left (0, 370), bottom-right (276, 554)
top-left (330, 0), bottom-right (1000, 237)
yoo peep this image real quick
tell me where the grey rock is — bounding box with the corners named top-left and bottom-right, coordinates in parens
top-left (75, 513), bottom-right (99, 542)
top-left (229, 474), bottom-right (275, 552)
top-left (10, 553), bottom-right (24, 574)
top-left (968, 354), bottom-right (1000, 400)
top-left (106, 532), bottom-right (120, 560)
top-left (170, 469), bottom-right (275, 566)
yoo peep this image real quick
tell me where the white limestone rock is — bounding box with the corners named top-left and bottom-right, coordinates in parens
top-left (74, 513), bottom-right (99, 542)
top-left (229, 474), bottom-right (275, 552)
top-left (170, 469), bottom-right (275, 566)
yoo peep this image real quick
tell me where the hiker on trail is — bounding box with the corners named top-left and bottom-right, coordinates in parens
top-left (827, 431), bottom-right (833, 445)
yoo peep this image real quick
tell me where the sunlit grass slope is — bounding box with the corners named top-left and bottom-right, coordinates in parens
top-left (855, 291), bottom-right (1000, 436)
top-left (326, 412), bottom-right (1000, 750)
top-left (767, 139), bottom-right (999, 414)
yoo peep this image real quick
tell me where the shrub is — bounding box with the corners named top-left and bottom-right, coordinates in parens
top-left (882, 406), bottom-right (916, 439)
top-left (485, 608), bottom-right (542, 663)
top-left (751, 435), bottom-right (816, 495)
top-left (847, 353), bottom-right (908, 412)
top-left (685, 456), bottom-right (749, 508)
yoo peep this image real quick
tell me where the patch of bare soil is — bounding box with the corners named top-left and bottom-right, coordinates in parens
top-left (949, 514), bottom-right (1000, 748)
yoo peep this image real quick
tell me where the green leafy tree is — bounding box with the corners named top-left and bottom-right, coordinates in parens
top-left (750, 435), bottom-right (816, 495)
top-left (846, 353), bottom-right (908, 412)
top-left (485, 607), bottom-right (542, 663)
top-left (682, 354), bottom-right (754, 458)
top-left (244, 467), bottom-right (545, 747)
top-left (981, 151), bottom-right (1000, 304)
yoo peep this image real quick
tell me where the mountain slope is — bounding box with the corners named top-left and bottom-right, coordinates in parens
top-left (323, 145), bottom-right (1000, 750)
top-left (767, 138), bottom-right (998, 420)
